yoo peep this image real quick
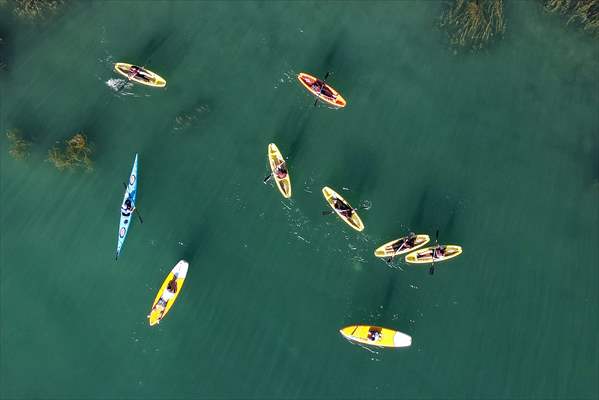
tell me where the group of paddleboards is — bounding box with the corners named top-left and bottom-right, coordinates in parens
top-left (112, 64), bottom-right (463, 347)
top-left (264, 143), bottom-right (463, 348)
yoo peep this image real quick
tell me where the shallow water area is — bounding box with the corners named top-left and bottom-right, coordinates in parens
top-left (0, 1), bottom-right (598, 398)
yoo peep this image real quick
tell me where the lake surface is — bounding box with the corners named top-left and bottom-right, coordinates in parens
top-left (1, 1), bottom-right (598, 398)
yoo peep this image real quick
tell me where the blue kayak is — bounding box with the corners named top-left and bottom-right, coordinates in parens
top-left (116, 153), bottom-right (138, 260)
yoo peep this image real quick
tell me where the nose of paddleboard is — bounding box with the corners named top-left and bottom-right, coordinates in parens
top-left (393, 331), bottom-right (412, 347)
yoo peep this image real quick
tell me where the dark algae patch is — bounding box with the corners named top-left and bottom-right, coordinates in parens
top-left (47, 132), bottom-right (93, 171)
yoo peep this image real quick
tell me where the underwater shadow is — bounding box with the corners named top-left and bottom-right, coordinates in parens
top-left (327, 143), bottom-right (380, 197)
top-left (0, 27), bottom-right (14, 73)
top-left (407, 184), bottom-right (463, 239)
top-left (179, 211), bottom-right (214, 265)
top-left (311, 29), bottom-right (348, 76)
top-left (378, 272), bottom-right (400, 313)
top-left (10, 102), bottom-right (50, 150)
top-left (131, 30), bottom-right (175, 66)
top-left (273, 107), bottom-right (312, 162)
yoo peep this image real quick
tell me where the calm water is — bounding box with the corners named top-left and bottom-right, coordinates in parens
top-left (1, 1), bottom-right (598, 398)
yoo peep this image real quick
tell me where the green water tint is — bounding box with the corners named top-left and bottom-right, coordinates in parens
top-left (1, 1), bottom-right (598, 398)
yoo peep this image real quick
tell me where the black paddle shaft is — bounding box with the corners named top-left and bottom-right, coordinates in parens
top-left (313, 72), bottom-right (331, 106)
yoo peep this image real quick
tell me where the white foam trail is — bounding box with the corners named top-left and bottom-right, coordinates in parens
top-left (106, 78), bottom-right (127, 91)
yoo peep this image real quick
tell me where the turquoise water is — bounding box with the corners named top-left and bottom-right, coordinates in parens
top-left (1, 1), bottom-right (598, 398)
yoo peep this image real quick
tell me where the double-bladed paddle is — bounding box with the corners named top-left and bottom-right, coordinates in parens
top-left (429, 230), bottom-right (439, 275)
top-left (313, 72), bottom-right (331, 107)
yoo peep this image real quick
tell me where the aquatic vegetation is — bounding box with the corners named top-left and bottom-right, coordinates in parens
top-left (14, 0), bottom-right (63, 19)
top-left (545, 0), bottom-right (599, 34)
top-left (174, 104), bottom-right (210, 131)
top-left (440, 0), bottom-right (505, 51)
top-left (47, 132), bottom-right (93, 171)
top-left (6, 129), bottom-right (32, 160)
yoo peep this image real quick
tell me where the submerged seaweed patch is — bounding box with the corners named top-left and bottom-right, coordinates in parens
top-left (545, 0), bottom-right (599, 35)
top-left (440, 0), bottom-right (505, 51)
top-left (6, 129), bottom-right (32, 160)
top-left (47, 132), bottom-right (93, 171)
top-left (14, 0), bottom-right (64, 19)
top-left (174, 104), bottom-right (211, 131)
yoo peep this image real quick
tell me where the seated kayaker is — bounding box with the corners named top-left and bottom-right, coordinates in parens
top-left (418, 246), bottom-right (445, 259)
top-left (433, 246), bottom-right (446, 259)
top-left (367, 329), bottom-right (381, 342)
top-left (152, 276), bottom-right (178, 319)
top-left (275, 161), bottom-right (288, 179)
top-left (121, 198), bottom-right (134, 217)
top-left (320, 85), bottom-right (335, 99)
top-left (393, 233), bottom-right (417, 252)
top-left (311, 80), bottom-right (335, 99)
top-left (333, 198), bottom-right (353, 217)
top-left (127, 65), bottom-right (140, 78)
top-left (128, 65), bottom-right (151, 82)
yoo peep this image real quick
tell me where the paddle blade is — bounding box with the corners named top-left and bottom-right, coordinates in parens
top-left (322, 210), bottom-right (334, 216)
top-left (435, 230), bottom-right (439, 241)
top-left (429, 265), bottom-right (435, 275)
top-left (263, 173), bottom-right (273, 184)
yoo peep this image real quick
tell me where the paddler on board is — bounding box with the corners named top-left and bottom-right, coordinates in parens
top-left (417, 245), bottom-right (447, 260)
top-left (332, 197), bottom-right (354, 218)
top-left (367, 328), bottom-right (382, 342)
top-left (310, 79), bottom-right (335, 99)
top-left (148, 275), bottom-right (179, 322)
top-left (385, 233), bottom-right (418, 262)
top-left (121, 198), bottom-right (134, 217)
top-left (274, 161), bottom-right (288, 179)
top-left (127, 65), bottom-right (151, 82)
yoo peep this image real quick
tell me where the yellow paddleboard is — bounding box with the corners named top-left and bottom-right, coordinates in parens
top-left (405, 245), bottom-right (463, 264)
top-left (148, 260), bottom-right (188, 326)
top-left (114, 62), bottom-right (167, 88)
top-left (322, 186), bottom-right (364, 232)
top-left (374, 234), bottom-right (430, 258)
top-left (268, 143), bottom-right (291, 198)
top-left (340, 325), bottom-right (411, 348)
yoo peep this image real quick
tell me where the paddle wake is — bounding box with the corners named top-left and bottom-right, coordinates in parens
top-left (106, 78), bottom-right (132, 92)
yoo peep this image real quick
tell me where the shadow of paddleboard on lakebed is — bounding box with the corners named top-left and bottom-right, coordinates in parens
top-left (274, 107), bottom-right (311, 161)
top-left (326, 143), bottom-right (381, 195)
